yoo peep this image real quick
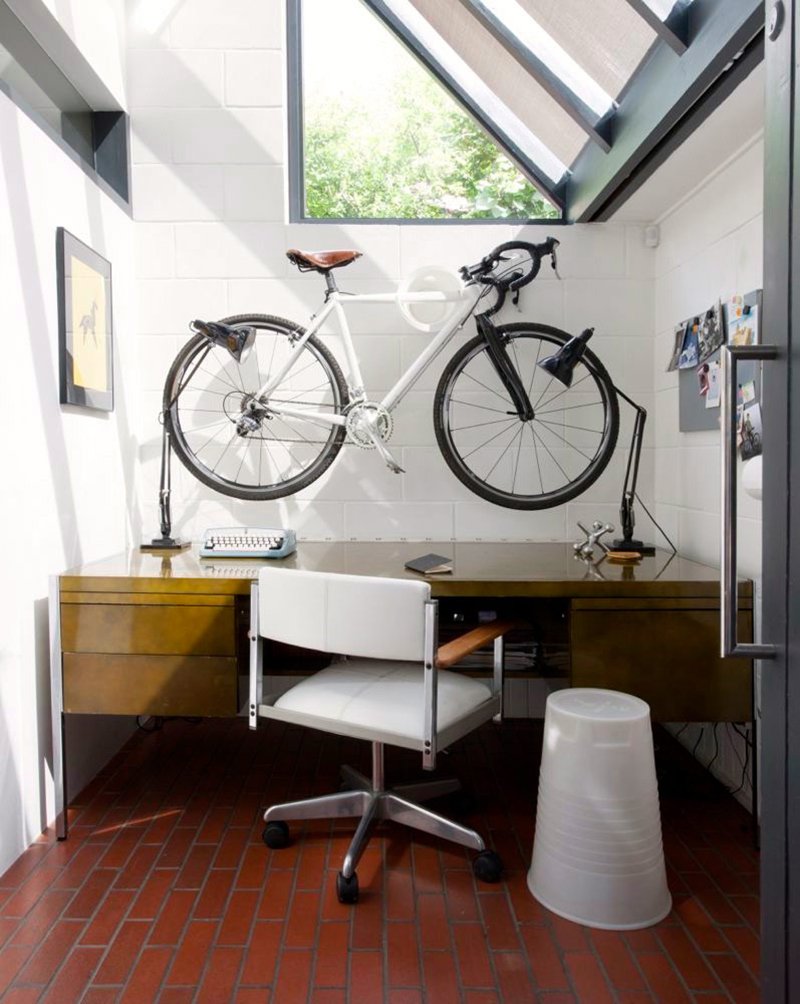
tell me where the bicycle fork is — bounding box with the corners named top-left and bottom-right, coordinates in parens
top-left (475, 315), bottom-right (534, 420)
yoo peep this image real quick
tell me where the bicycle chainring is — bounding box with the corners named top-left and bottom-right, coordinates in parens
top-left (345, 402), bottom-right (393, 449)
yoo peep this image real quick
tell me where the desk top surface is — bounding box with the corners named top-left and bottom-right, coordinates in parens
top-left (60, 541), bottom-right (745, 600)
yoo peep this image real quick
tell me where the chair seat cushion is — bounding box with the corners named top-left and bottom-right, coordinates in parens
top-left (274, 659), bottom-right (493, 740)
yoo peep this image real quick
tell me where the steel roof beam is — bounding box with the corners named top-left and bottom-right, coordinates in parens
top-left (625, 0), bottom-right (691, 55)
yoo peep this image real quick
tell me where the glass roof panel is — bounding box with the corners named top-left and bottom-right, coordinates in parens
top-left (516, 0), bottom-right (657, 100)
top-left (481, 0), bottom-right (614, 118)
top-left (407, 0), bottom-right (589, 168)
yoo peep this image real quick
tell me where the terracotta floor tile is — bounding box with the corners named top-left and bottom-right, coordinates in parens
top-left (655, 926), bottom-right (720, 991)
top-left (18, 919), bottom-right (84, 985)
top-left (39, 945), bottom-right (103, 1002)
top-left (349, 949), bottom-right (384, 1003)
top-left (494, 950), bottom-right (536, 1002)
top-left (165, 920), bottom-right (217, 986)
top-left (422, 950), bottom-right (461, 1004)
top-left (590, 930), bottom-right (647, 992)
top-left (386, 868), bottom-right (415, 922)
top-left (519, 923), bottom-right (570, 991)
top-left (118, 945), bottom-right (173, 1003)
top-left (453, 922), bottom-right (494, 988)
top-left (637, 952), bottom-right (692, 1004)
top-left (479, 892), bottom-right (520, 951)
top-left (240, 921), bottom-right (282, 986)
top-left (92, 920), bottom-right (150, 986)
top-left (563, 951), bottom-right (616, 1004)
top-left (272, 948), bottom-right (312, 1004)
top-left (706, 952), bottom-right (760, 1004)
top-left (196, 945), bottom-right (243, 1003)
top-left (313, 921), bottom-right (349, 988)
top-left (386, 921), bottom-right (421, 989)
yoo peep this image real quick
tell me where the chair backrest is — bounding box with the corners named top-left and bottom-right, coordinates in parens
top-left (258, 568), bottom-right (432, 661)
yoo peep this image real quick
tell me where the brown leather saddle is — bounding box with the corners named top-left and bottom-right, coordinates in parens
top-left (286, 249), bottom-right (362, 273)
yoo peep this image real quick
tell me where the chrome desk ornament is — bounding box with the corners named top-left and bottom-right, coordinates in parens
top-left (573, 520), bottom-right (614, 559)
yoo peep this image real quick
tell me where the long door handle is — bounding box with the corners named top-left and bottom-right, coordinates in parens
top-left (720, 343), bottom-right (778, 658)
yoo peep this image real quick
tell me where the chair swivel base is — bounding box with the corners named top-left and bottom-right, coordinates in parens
top-left (261, 743), bottom-right (502, 903)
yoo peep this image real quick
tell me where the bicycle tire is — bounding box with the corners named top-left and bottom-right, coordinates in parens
top-left (434, 323), bottom-right (619, 510)
top-left (164, 313), bottom-right (349, 501)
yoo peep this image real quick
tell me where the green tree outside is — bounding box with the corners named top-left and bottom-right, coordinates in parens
top-left (304, 70), bottom-right (558, 221)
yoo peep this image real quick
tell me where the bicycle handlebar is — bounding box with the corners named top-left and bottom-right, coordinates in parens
top-left (460, 236), bottom-right (560, 290)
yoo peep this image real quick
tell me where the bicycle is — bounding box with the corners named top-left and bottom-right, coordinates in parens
top-left (162, 237), bottom-right (620, 510)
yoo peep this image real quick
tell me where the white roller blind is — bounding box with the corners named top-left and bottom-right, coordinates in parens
top-left (519, 0), bottom-right (656, 99)
top-left (408, 0), bottom-right (588, 167)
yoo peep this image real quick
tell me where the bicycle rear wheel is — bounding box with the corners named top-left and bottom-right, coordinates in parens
top-left (164, 313), bottom-right (348, 501)
top-left (434, 323), bottom-right (619, 509)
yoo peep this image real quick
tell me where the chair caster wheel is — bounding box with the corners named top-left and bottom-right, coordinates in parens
top-left (336, 870), bottom-right (359, 904)
top-left (262, 821), bottom-right (290, 849)
top-left (473, 850), bottom-right (503, 883)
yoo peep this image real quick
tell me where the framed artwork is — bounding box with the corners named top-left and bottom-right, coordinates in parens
top-left (57, 228), bottom-right (113, 411)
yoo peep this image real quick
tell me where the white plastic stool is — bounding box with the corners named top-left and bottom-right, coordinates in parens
top-left (528, 688), bottom-right (671, 930)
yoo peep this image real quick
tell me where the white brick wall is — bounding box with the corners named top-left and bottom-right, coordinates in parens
top-left (652, 137), bottom-right (764, 809)
top-left (126, 0), bottom-right (655, 546)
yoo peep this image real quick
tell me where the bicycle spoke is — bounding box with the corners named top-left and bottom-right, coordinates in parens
top-left (449, 417), bottom-right (522, 433)
top-left (447, 399), bottom-right (511, 415)
top-left (483, 424), bottom-right (524, 483)
top-left (537, 417), bottom-right (605, 437)
top-left (534, 419), bottom-right (595, 462)
top-left (511, 425), bottom-right (524, 493)
top-left (461, 419), bottom-right (520, 461)
top-left (536, 370), bottom-right (592, 412)
top-left (529, 422), bottom-right (544, 494)
top-left (537, 399), bottom-right (604, 416)
top-left (531, 426), bottom-right (570, 484)
top-left (460, 367), bottom-right (513, 403)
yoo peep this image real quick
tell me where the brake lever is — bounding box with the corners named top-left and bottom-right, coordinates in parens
top-left (551, 250), bottom-right (562, 280)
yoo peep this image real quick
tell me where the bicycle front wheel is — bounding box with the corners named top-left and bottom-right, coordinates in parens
top-left (164, 313), bottom-right (348, 501)
top-left (434, 323), bottom-right (619, 509)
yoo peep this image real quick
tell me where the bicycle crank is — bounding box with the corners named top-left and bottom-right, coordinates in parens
top-left (345, 403), bottom-right (404, 473)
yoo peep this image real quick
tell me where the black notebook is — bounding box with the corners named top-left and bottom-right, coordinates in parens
top-left (404, 552), bottom-right (453, 575)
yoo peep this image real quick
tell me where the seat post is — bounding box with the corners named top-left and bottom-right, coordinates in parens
top-left (324, 271), bottom-right (339, 296)
top-left (372, 742), bottom-right (385, 791)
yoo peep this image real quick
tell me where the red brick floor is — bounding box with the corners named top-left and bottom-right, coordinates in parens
top-left (0, 719), bottom-right (760, 1002)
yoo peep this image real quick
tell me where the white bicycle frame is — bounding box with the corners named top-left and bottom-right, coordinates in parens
top-left (254, 281), bottom-right (484, 427)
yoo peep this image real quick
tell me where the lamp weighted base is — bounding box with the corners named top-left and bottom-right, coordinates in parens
top-left (609, 538), bottom-right (656, 556)
top-left (140, 536), bottom-right (191, 552)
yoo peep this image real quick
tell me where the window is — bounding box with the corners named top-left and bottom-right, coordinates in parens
top-left (290, 0), bottom-right (560, 222)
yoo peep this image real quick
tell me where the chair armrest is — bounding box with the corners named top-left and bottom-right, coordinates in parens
top-left (436, 620), bottom-right (519, 670)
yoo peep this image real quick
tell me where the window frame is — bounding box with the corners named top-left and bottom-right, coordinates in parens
top-left (286, 0), bottom-right (566, 225)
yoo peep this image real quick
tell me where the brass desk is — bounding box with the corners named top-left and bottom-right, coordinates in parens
top-left (50, 542), bottom-right (753, 837)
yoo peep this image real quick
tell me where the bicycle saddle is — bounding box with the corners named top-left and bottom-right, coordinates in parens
top-left (286, 248), bottom-right (362, 272)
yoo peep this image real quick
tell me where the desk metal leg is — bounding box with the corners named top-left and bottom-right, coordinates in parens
top-left (49, 575), bottom-right (67, 840)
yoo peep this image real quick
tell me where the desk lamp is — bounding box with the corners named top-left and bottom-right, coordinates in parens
top-left (538, 329), bottom-right (655, 555)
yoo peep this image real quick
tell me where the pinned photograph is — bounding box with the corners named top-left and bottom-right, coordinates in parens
top-left (738, 380), bottom-right (757, 406)
top-left (739, 402), bottom-right (763, 461)
top-left (705, 361), bottom-right (721, 409)
top-left (698, 362), bottom-right (710, 396)
top-left (667, 322), bottom-right (686, 371)
top-left (678, 319), bottom-right (699, 369)
top-left (728, 305), bottom-right (759, 346)
top-left (697, 301), bottom-right (724, 363)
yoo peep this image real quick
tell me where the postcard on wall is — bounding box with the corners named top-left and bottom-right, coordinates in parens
top-left (667, 322), bottom-right (686, 371)
top-left (705, 361), bottom-right (721, 409)
top-left (728, 305), bottom-right (759, 346)
top-left (739, 401), bottom-right (763, 461)
top-left (678, 319), bottom-right (699, 369)
top-left (697, 301), bottom-right (724, 363)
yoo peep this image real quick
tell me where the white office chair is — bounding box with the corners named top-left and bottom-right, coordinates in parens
top-left (249, 567), bottom-right (513, 903)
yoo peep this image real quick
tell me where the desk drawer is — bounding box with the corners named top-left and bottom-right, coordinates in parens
top-left (63, 653), bottom-right (237, 715)
top-left (60, 601), bottom-right (235, 656)
top-left (571, 606), bottom-right (752, 721)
